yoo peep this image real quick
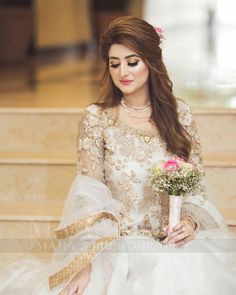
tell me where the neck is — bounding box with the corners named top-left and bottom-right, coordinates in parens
top-left (122, 93), bottom-right (150, 107)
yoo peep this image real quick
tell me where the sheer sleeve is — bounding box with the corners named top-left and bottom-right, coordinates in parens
top-left (76, 104), bottom-right (105, 183)
top-left (178, 100), bottom-right (204, 171)
top-left (48, 105), bottom-right (121, 290)
top-left (177, 99), bottom-right (206, 230)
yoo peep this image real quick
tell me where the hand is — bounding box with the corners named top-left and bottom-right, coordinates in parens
top-left (58, 263), bottom-right (91, 295)
top-left (162, 217), bottom-right (196, 247)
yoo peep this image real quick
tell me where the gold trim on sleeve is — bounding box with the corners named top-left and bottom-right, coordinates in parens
top-left (55, 211), bottom-right (119, 239)
top-left (49, 236), bottom-right (116, 289)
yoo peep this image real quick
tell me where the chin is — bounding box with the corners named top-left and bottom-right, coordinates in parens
top-left (119, 88), bottom-right (136, 95)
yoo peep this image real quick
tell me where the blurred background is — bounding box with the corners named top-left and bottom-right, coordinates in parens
top-left (0, 0), bottom-right (235, 260)
top-left (0, 0), bottom-right (235, 107)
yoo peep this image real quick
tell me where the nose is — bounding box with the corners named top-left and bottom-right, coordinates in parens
top-left (120, 62), bottom-right (129, 77)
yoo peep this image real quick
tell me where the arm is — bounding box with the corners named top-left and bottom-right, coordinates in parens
top-left (164, 100), bottom-right (227, 246)
top-left (49, 105), bottom-right (117, 292)
top-left (178, 100), bottom-right (204, 231)
top-left (76, 104), bottom-right (105, 182)
top-left (162, 100), bottom-right (202, 246)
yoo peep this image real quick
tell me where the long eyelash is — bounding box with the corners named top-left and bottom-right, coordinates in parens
top-left (128, 62), bottom-right (139, 66)
top-left (110, 61), bottom-right (139, 68)
top-left (110, 64), bottom-right (119, 68)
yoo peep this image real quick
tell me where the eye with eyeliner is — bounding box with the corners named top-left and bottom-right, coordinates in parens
top-left (128, 61), bottom-right (139, 66)
top-left (110, 63), bottom-right (119, 68)
top-left (109, 59), bottom-right (140, 68)
top-left (127, 58), bottom-right (140, 66)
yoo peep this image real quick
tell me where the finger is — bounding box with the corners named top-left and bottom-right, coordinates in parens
top-left (79, 279), bottom-right (90, 294)
top-left (160, 236), bottom-right (169, 244)
top-left (168, 222), bottom-right (192, 240)
top-left (163, 224), bottom-right (169, 231)
top-left (168, 227), bottom-right (185, 240)
top-left (175, 233), bottom-right (194, 246)
top-left (168, 230), bottom-right (190, 244)
top-left (171, 220), bottom-right (187, 232)
top-left (176, 235), bottom-right (193, 247)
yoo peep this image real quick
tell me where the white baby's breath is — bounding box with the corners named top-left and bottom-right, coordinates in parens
top-left (149, 158), bottom-right (204, 196)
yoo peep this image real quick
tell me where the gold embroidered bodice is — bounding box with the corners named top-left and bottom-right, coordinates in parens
top-left (76, 99), bottom-right (203, 233)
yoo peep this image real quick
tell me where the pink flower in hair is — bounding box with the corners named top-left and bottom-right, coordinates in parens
top-left (153, 26), bottom-right (164, 39)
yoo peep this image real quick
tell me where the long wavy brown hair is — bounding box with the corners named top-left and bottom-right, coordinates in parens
top-left (97, 16), bottom-right (191, 161)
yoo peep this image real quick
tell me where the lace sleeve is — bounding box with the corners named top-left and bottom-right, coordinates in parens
top-left (177, 99), bottom-right (206, 231)
top-left (76, 104), bottom-right (105, 183)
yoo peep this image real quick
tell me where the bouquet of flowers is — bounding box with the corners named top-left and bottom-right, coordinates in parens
top-left (149, 157), bottom-right (204, 229)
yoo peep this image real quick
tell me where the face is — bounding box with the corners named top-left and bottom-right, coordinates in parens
top-left (108, 44), bottom-right (149, 96)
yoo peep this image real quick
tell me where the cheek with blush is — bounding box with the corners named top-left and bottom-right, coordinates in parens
top-left (132, 62), bottom-right (149, 87)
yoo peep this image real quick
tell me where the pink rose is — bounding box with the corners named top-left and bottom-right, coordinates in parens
top-left (153, 26), bottom-right (164, 39)
top-left (163, 159), bottom-right (179, 172)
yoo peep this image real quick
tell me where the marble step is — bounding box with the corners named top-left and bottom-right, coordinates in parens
top-left (194, 108), bottom-right (236, 154)
top-left (0, 108), bottom-right (235, 154)
top-left (0, 151), bottom-right (76, 202)
top-left (0, 202), bottom-right (62, 260)
top-left (0, 151), bottom-right (236, 210)
top-left (0, 108), bottom-right (82, 154)
top-left (203, 152), bottom-right (236, 209)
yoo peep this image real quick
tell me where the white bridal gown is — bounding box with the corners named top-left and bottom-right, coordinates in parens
top-left (0, 100), bottom-right (236, 294)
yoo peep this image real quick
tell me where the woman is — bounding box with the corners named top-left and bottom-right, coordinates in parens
top-left (1, 16), bottom-right (236, 295)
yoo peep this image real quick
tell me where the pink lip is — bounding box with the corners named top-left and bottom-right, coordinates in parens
top-left (120, 80), bottom-right (133, 85)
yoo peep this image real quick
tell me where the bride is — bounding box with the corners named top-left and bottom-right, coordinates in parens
top-left (1, 16), bottom-right (236, 295)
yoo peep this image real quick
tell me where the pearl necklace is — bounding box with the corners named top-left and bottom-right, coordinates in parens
top-left (121, 98), bottom-right (151, 120)
top-left (121, 97), bottom-right (151, 112)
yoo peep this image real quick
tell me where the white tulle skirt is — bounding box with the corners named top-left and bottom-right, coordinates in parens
top-left (1, 175), bottom-right (236, 294)
top-left (79, 229), bottom-right (236, 295)
top-left (1, 228), bottom-right (236, 295)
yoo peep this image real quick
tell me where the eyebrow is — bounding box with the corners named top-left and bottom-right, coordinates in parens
top-left (109, 54), bottom-right (140, 60)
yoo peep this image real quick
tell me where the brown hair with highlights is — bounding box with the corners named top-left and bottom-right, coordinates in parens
top-left (97, 16), bottom-right (191, 161)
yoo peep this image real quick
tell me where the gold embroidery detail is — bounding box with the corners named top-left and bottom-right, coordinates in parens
top-left (107, 107), bottom-right (158, 137)
top-left (120, 228), bottom-right (167, 240)
top-left (107, 118), bottom-right (115, 126)
top-left (177, 99), bottom-right (206, 199)
top-left (49, 236), bottom-right (116, 289)
top-left (76, 105), bottom-right (105, 182)
top-left (55, 211), bottom-right (119, 239)
top-left (143, 135), bottom-right (151, 143)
